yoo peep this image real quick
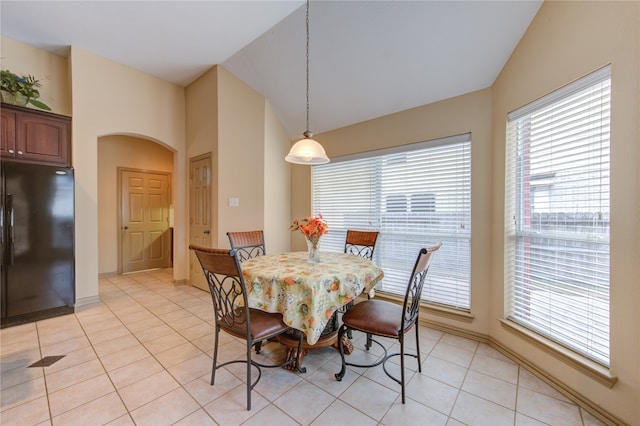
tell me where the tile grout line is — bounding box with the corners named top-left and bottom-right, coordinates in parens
top-left (116, 270), bottom-right (258, 422)
top-left (3, 269), bottom-right (597, 426)
top-left (437, 331), bottom-right (468, 424)
top-left (104, 273), bottom-right (217, 425)
top-left (66, 299), bottom-right (135, 424)
top-left (34, 319), bottom-right (56, 425)
top-left (514, 362), bottom-right (521, 426)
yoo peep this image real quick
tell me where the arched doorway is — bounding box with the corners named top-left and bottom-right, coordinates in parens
top-left (97, 135), bottom-right (174, 275)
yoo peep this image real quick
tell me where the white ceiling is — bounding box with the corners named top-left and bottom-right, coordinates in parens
top-left (1, 1), bottom-right (542, 140)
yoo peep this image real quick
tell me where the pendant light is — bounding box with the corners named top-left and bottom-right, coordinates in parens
top-left (285, 0), bottom-right (330, 165)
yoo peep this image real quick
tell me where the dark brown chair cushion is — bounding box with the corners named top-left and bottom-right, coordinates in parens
top-left (220, 307), bottom-right (289, 341)
top-left (342, 300), bottom-right (404, 338)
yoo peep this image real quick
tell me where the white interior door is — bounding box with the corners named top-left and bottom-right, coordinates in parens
top-left (189, 154), bottom-right (212, 291)
top-left (120, 169), bottom-right (171, 273)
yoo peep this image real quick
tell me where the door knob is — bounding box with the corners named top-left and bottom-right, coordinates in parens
top-left (203, 230), bottom-right (210, 235)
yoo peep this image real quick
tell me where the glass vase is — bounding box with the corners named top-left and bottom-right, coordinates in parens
top-left (306, 237), bottom-right (321, 264)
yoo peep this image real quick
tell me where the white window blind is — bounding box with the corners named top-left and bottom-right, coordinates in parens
top-left (312, 134), bottom-right (471, 310)
top-left (506, 65), bottom-right (611, 366)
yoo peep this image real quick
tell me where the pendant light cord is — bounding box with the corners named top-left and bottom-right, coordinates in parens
top-left (305, 0), bottom-right (311, 137)
top-left (284, 0), bottom-right (329, 164)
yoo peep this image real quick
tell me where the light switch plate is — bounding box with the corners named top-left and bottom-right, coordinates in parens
top-left (229, 197), bottom-right (239, 207)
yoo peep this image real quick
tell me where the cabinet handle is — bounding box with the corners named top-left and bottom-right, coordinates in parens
top-left (17, 151), bottom-right (23, 155)
top-left (8, 149), bottom-right (14, 154)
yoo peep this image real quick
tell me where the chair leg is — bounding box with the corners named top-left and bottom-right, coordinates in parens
top-left (400, 335), bottom-right (406, 404)
top-left (414, 322), bottom-right (422, 373)
top-left (246, 339), bottom-right (252, 410)
top-left (342, 301), bottom-right (354, 340)
top-left (211, 328), bottom-right (220, 385)
top-left (254, 341), bottom-right (262, 354)
top-left (363, 295), bottom-right (372, 348)
top-left (334, 325), bottom-right (348, 381)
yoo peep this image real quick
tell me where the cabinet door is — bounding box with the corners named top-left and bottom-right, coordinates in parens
top-left (15, 112), bottom-right (70, 165)
top-left (1, 108), bottom-right (16, 157)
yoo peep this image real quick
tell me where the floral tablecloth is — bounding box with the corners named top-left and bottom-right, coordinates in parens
top-left (241, 251), bottom-right (384, 345)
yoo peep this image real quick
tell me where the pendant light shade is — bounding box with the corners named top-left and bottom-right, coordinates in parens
top-left (286, 131), bottom-right (329, 165)
top-left (285, 0), bottom-right (330, 165)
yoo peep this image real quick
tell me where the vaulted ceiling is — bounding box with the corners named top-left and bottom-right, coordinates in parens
top-left (1, 1), bottom-right (542, 139)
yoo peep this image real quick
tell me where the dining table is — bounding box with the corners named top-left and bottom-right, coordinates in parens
top-left (241, 251), bottom-right (384, 367)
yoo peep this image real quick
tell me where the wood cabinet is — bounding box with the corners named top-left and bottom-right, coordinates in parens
top-left (1, 103), bottom-right (71, 166)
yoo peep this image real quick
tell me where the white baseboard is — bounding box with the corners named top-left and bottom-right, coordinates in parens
top-left (75, 295), bottom-right (101, 307)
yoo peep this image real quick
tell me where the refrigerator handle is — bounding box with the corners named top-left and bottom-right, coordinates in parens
top-left (7, 194), bottom-right (14, 265)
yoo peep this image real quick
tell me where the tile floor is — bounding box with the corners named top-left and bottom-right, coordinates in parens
top-left (1, 269), bottom-right (606, 426)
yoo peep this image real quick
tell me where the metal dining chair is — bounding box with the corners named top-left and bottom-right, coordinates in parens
top-left (334, 243), bottom-right (442, 403)
top-left (344, 230), bottom-right (379, 260)
top-left (226, 230), bottom-right (268, 354)
top-left (341, 230), bottom-right (380, 341)
top-left (227, 230), bottom-right (266, 262)
top-left (189, 245), bottom-right (306, 411)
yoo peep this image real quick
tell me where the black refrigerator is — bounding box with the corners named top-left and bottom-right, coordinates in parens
top-left (1, 161), bottom-right (75, 328)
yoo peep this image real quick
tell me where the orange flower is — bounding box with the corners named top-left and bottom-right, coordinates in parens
top-left (284, 276), bottom-right (297, 287)
top-left (290, 214), bottom-right (328, 241)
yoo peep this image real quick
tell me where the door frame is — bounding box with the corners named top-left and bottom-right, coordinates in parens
top-left (117, 167), bottom-right (172, 274)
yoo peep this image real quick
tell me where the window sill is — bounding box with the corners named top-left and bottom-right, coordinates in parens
top-left (498, 319), bottom-right (617, 388)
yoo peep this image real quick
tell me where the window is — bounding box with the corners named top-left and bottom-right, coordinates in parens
top-left (312, 134), bottom-right (471, 310)
top-left (411, 193), bottom-right (436, 213)
top-left (506, 66), bottom-right (611, 366)
top-left (386, 195), bottom-right (407, 213)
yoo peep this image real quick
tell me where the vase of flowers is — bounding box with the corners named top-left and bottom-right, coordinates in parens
top-left (291, 214), bottom-right (328, 264)
top-left (1, 69), bottom-right (51, 110)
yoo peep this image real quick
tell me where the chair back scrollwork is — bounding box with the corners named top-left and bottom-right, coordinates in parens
top-left (227, 230), bottom-right (266, 262)
top-left (191, 247), bottom-right (250, 333)
top-left (344, 230), bottom-right (379, 261)
top-left (402, 242), bottom-right (442, 331)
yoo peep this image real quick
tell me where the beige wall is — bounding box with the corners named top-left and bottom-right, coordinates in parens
top-left (216, 66), bottom-right (266, 245)
top-left (0, 37), bottom-right (71, 115)
top-left (490, 2), bottom-right (639, 423)
top-left (214, 66), bottom-right (292, 253)
top-left (291, 1), bottom-right (639, 423)
top-left (264, 101), bottom-right (292, 254)
top-left (70, 47), bottom-right (186, 303)
top-left (97, 135), bottom-right (174, 274)
top-left (185, 65), bottom-right (219, 259)
top-left (184, 65), bottom-right (292, 276)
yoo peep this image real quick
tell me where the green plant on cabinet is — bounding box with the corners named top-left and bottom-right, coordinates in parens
top-left (1, 69), bottom-right (51, 110)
